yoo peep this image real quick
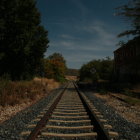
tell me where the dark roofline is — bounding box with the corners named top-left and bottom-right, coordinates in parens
top-left (114, 36), bottom-right (140, 53)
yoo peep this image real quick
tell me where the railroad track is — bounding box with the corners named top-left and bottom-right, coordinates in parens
top-left (21, 82), bottom-right (118, 140)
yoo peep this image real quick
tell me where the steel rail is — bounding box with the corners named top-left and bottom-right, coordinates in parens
top-left (26, 84), bottom-right (68, 140)
top-left (73, 82), bottom-right (110, 140)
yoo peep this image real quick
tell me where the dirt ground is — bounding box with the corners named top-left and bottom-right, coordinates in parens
top-left (94, 93), bottom-right (140, 124)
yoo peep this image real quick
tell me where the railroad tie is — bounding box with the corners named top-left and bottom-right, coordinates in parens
top-left (22, 82), bottom-right (118, 140)
top-left (49, 119), bottom-right (91, 123)
top-left (52, 112), bottom-right (87, 115)
top-left (55, 109), bottom-right (85, 111)
top-left (108, 131), bottom-right (119, 137)
top-left (41, 132), bottom-right (97, 138)
top-left (45, 125), bottom-right (94, 129)
top-left (51, 115), bottom-right (89, 119)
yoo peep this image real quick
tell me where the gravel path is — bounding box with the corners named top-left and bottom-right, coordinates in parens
top-left (83, 91), bottom-right (140, 140)
top-left (0, 88), bottom-right (62, 140)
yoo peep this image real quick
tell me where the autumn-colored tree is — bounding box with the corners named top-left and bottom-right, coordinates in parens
top-left (44, 53), bottom-right (67, 82)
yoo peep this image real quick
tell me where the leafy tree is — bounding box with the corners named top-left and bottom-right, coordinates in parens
top-left (79, 61), bottom-right (99, 83)
top-left (44, 53), bottom-right (67, 82)
top-left (0, 0), bottom-right (49, 80)
top-left (116, 0), bottom-right (140, 37)
top-left (99, 57), bottom-right (114, 80)
top-left (79, 57), bottom-right (113, 83)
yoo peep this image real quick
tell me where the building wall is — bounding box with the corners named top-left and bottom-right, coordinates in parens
top-left (114, 38), bottom-right (140, 82)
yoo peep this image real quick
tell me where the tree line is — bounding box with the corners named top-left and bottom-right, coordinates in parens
top-left (1, 0), bottom-right (139, 82)
top-left (79, 57), bottom-right (113, 83)
top-left (0, 0), bottom-right (66, 81)
top-left (79, 0), bottom-right (140, 83)
top-left (0, 0), bottom-right (49, 80)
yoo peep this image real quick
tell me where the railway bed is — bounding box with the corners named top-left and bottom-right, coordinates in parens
top-left (20, 82), bottom-right (118, 140)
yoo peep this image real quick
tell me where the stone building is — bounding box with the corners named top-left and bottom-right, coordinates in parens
top-left (114, 37), bottom-right (140, 82)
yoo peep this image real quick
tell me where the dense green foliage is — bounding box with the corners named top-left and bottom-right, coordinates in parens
top-left (117, 0), bottom-right (140, 37)
top-left (44, 53), bottom-right (67, 82)
top-left (0, 0), bottom-right (49, 80)
top-left (79, 57), bottom-right (113, 83)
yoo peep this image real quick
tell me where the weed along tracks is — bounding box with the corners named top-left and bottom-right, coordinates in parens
top-left (21, 82), bottom-right (118, 140)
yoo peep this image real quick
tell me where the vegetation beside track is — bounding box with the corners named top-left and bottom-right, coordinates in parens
top-left (78, 55), bottom-right (140, 102)
top-left (0, 77), bottom-right (59, 106)
top-left (78, 81), bottom-right (140, 106)
top-left (44, 53), bottom-right (67, 83)
top-left (0, 52), bottom-right (67, 107)
top-left (79, 57), bottom-right (113, 83)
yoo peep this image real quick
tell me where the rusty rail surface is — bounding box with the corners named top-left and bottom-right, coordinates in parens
top-left (27, 84), bottom-right (68, 140)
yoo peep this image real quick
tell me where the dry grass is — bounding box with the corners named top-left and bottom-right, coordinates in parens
top-left (33, 77), bottom-right (60, 91)
top-left (65, 76), bottom-right (77, 81)
top-left (0, 78), bottom-right (60, 106)
top-left (94, 93), bottom-right (140, 124)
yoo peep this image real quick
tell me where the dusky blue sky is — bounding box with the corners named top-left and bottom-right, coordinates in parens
top-left (36, 0), bottom-right (130, 69)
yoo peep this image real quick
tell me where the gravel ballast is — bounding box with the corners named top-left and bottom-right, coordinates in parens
top-left (83, 91), bottom-right (140, 140)
top-left (1, 85), bottom-right (140, 140)
top-left (0, 88), bottom-right (62, 140)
